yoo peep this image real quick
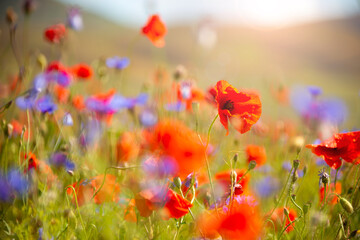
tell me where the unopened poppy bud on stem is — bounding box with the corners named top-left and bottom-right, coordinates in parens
top-left (37, 54), bottom-right (47, 70)
top-left (173, 177), bottom-right (182, 189)
top-left (230, 170), bottom-right (237, 185)
top-left (232, 153), bottom-right (238, 166)
top-left (248, 160), bottom-right (257, 170)
top-left (292, 171), bottom-right (298, 184)
top-left (283, 208), bottom-right (290, 217)
top-left (303, 202), bottom-right (311, 215)
top-left (6, 7), bottom-right (17, 26)
top-left (339, 196), bottom-right (354, 214)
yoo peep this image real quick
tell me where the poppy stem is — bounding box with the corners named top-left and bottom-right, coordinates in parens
top-left (202, 114), bottom-right (219, 213)
top-left (65, 185), bottom-right (88, 239)
top-left (266, 166), bottom-right (294, 223)
top-left (91, 165), bottom-right (141, 200)
top-left (350, 165), bottom-right (360, 202)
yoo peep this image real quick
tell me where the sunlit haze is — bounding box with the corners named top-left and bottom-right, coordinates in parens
top-left (58, 0), bottom-right (359, 28)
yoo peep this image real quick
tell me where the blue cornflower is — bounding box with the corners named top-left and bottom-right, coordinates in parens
top-left (139, 109), bottom-right (158, 127)
top-left (36, 95), bottom-right (57, 114)
top-left (106, 56), bottom-right (130, 70)
top-left (67, 7), bottom-right (83, 31)
top-left (7, 170), bottom-right (28, 196)
top-left (15, 89), bottom-right (39, 110)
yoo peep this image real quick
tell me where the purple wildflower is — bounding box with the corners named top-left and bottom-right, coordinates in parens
top-left (139, 109), bottom-right (158, 127)
top-left (36, 95), bottom-right (57, 114)
top-left (67, 7), bottom-right (83, 31)
top-left (106, 56), bottom-right (130, 70)
top-left (62, 113), bottom-right (73, 126)
top-left (7, 170), bottom-right (28, 196)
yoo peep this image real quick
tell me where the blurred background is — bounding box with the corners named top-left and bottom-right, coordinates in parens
top-left (1, 0), bottom-right (360, 127)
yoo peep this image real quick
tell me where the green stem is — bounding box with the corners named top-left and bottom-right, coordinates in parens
top-left (65, 186), bottom-right (88, 239)
top-left (266, 166), bottom-right (294, 222)
top-left (203, 114), bottom-right (219, 213)
top-left (91, 166), bottom-right (140, 200)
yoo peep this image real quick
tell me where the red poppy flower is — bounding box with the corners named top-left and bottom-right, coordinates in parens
top-left (197, 201), bottom-right (262, 240)
top-left (306, 131), bottom-right (360, 169)
top-left (72, 95), bottom-right (86, 110)
top-left (91, 174), bottom-right (121, 204)
top-left (269, 208), bottom-right (297, 233)
top-left (47, 61), bottom-right (68, 72)
top-left (116, 131), bottom-right (140, 162)
top-left (245, 145), bottom-right (267, 167)
top-left (54, 85), bottom-right (69, 103)
top-left (144, 119), bottom-right (207, 178)
top-left (67, 174), bottom-right (120, 206)
top-left (44, 24), bottom-right (66, 43)
top-left (66, 180), bottom-right (94, 206)
top-left (71, 63), bottom-right (93, 80)
top-left (134, 188), bottom-right (165, 217)
top-left (23, 152), bottom-right (38, 172)
top-left (141, 14), bottom-right (167, 48)
top-left (176, 81), bottom-right (205, 111)
top-left (215, 80), bottom-right (262, 135)
top-left (163, 189), bottom-right (192, 219)
top-left (124, 199), bottom-right (137, 222)
top-left (319, 183), bottom-right (341, 205)
top-left (215, 169), bottom-right (250, 191)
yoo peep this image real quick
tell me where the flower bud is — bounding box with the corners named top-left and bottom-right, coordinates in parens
top-left (230, 170), bottom-right (237, 185)
top-left (173, 65), bottom-right (187, 81)
top-left (23, 0), bottom-right (37, 15)
top-left (173, 177), bottom-right (182, 189)
top-left (339, 196), bottom-right (354, 214)
top-left (293, 159), bottom-right (300, 170)
top-left (321, 173), bottom-right (330, 185)
top-left (232, 153), bottom-right (238, 166)
top-left (6, 7), bottom-right (17, 26)
top-left (248, 160), bottom-right (257, 170)
top-left (291, 194), bottom-right (296, 201)
top-left (7, 123), bottom-right (13, 138)
top-left (303, 202), bottom-right (311, 215)
top-left (303, 166), bottom-right (307, 176)
top-left (37, 54), bottom-right (47, 70)
top-left (292, 171), bottom-right (299, 184)
top-left (283, 208), bottom-right (290, 217)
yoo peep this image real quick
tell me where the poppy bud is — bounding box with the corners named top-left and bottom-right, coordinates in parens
top-left (248, 160), bottom-right (257, 170)
top-left (173, 65), bottom-right (187, 81)
top-left (303, 202), bottom-right (311, 215)
top-left (230, 170), bottom-right (237, 185)
top-left (339, 196), bottom-right (354, 214)
top-left (292, 171), bottom-right (298, 184)
top-left (303, 166), bottom-right (307, 176)
top-left (173, 177), bottom-right (182, 189)
top-left (21, 126), bottom-right (26, 139)
top-left (293, 159), bottom-right (300, 170)
top-left (291, 194), bottom-right (296, 201)
top-left (6, 7), bottom-right (17, 26)
top-left (23, 0), bottom-right (36, 15)
top-left (283, 208), bottom-right (290, 217)
top-left (7, 123), bottom-right (13, 138)
top-left (232, 153), bottom-right (238, 166)
top-left (37, 54), bottom-right (47, 70)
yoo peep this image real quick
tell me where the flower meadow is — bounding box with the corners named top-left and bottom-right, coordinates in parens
top-left (1, 2), bottom-right (360, 240)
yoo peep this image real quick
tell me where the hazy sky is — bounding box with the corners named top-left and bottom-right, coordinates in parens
top-left (58, 0), bottom-right (359, 28)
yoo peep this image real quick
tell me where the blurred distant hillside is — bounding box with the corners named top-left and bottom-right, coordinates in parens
top-left (1, 0), bottom-right (359, 126)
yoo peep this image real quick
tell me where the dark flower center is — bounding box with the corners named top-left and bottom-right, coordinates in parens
top-left (222, 100), bottom-right (234, 111)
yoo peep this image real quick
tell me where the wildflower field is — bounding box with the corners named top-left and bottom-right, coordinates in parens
top-left (1, 1), bottom-right (360, 239)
